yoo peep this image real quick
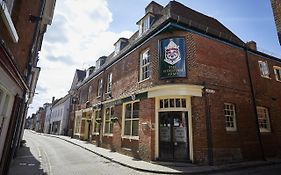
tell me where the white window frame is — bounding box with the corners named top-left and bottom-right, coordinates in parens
top-left (159, 98), bottom-right (187, 110)
top-left (258, 60), bottom-right (270, 78)
top-left (224, 103), bottom-right (237, 132)
top-left (97, 79), bottom-right (103, 98)
top-left (273, 66), bottom-right (281, 82)
top-left (256, 106), bottom-right (271, 132)
top-left (74, 115), bottom-right (82, 134)
top-left (140, 49), bottom-right (150, 81)
top-left (103, 106), bottom-right (114, 136)
top-left (122, 100), bottom-right (140, 140)
top-left (106, 73), bottom-right (112, 93)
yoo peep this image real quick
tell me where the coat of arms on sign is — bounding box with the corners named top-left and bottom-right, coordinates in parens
top-left (164, 39), bottom-right (181, 65)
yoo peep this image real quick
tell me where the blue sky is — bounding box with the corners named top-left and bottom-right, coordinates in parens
top-left (108, 0), bottom-right (279, 56)
top-left (28, 0), bottom-right (280, 116)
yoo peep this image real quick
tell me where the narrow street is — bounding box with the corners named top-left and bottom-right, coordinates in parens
top-left (8, 130), bottom-right (152, 175)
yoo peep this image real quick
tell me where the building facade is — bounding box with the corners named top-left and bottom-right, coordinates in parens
top-left (50, 95), bottom-right (71, 135)
top-left (73, 1), bottom-right (281, 165)
top-left (0, 0), bottom-right (55, 174)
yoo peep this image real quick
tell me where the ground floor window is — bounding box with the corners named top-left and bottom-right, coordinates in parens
top-left (93, 110), bottom-right (101, 134)
top-left (160, 98), bottom-right (186, 109)
top-left (224, 103), bottom-right (237, 131)
top-left (123, 101), bottom-right (140, 138)
top-left (257, 106), bottom-right (271, 132)
top-left (74, 115), bottom-right (81, 134)
top-left (104, 107), bottom-right (114, 135)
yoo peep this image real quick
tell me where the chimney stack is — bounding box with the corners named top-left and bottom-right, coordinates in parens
top-left (246, 41), bottom-right (257, 50)
top-left (52, 97), bottom-right (55, 103)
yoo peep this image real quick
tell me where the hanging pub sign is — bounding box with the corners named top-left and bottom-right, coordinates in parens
top-left (159, 37), bottom-right (186, 79)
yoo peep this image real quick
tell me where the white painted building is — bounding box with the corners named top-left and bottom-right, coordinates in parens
top-left (50, 95), bottom-right (71, 135)
top-left (43, 103), bottom-right (52, 134)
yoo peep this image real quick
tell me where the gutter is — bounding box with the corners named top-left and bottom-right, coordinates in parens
top-left (244, 48), bottom-right (265, 160)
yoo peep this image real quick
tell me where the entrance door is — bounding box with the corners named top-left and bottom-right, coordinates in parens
top-left (159, 112), bottom-right (189, 161)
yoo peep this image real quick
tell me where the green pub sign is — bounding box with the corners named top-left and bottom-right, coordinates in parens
top-left (159, 37), bottom-right (186, 79)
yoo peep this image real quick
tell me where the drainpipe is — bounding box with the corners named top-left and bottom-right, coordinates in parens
top-left (203, 85), bottom-right (214, 165)
top-left (244, 47), bottom-right (265, 160)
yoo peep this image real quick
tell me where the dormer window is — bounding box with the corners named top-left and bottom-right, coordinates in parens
top-left (114, 38), bottom-right (128, 56)
top-left (137, 13), bottom-right (155, 36)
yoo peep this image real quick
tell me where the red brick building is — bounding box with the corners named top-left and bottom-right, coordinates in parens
top-left (0, 0), bottom-right (55, 174)
top-left (73, 1), bottom-right (281, 165)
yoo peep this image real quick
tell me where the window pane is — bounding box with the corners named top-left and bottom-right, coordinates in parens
top-left (124, 120), bottom-right (131, 135)
top-left (125, 104), bottom-right (131, 119)
top-left (176, 99), bottom-right (181, 107)
top-left (104, 121), bottom-right (109, 133)
top-left (181, 99), bottom-right (186, 108)
top-left (133, 102), bottom-right (139, 118)
top-left (169, 99), bottom-right (174, 107)
top-left (160, 99), bottom-right (163, 108)
top-left (110, 122), bottom-right (113, 133)
top-left (164, 99), bottom-right (169, 108)
top-left (105, 108), bottom-right (110, 120)
top-left (132, 120), bottom-right (139, 136)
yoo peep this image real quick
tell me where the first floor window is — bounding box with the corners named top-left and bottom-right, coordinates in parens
top-left (273, 66), bottom-right (281, 81)
top-left (104, 107), bottom-right (114, 134)
top-left (93, 110), bottom-right (101, 134)
top-left (140, 49), bottom-right (150, 81)
top-left (97, 79), bottom-right (103, 97)
top-left (257, 106), bottom-right (271, 132)
top-left (258, 61), bottom-right (270, 78)
top-left (224, 103), bottom-right (237, 131)
top-left (123, 101), bottom-right (139, 137)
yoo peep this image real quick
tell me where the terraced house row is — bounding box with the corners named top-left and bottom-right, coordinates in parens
top-left (70, 1), bottom-right (281, 165)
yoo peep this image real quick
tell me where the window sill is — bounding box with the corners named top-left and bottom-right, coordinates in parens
top-left (138, 77), bottom-right (150, 84)
top-left (103, 133), bottom-right (113, 137)
top-left (92, 132), bottom-right (99, 135)
top-left (261, 75), bottom-right (271, 79)
top-left (121, 135), bottom-right (139, 140)
top-left (260, 129), bottom-right (271, 133)
top-left (226, 128), bottom-right (237, 132)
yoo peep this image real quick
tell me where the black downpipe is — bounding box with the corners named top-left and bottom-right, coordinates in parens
top-left (244, 48), bottom-right (265, 160)
top-left (204, 87), bottom-right (214, 165)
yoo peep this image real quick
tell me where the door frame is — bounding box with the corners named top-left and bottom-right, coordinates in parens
top-left (155, 96), bottom-right (193, 162)
top-left (158, 111), bottom-right (189, 161)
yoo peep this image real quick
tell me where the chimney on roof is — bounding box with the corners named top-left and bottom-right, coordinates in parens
top-left (246, 41), bottom-right (257, 50)
top-left (52, 97), bottom-right (55, 103)
top-left (145, 1), bottom-right (163, 15)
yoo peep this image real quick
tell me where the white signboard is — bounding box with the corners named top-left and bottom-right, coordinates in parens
top-left (160, 127), bottom-right (170, 142)
top-left (174, 127), bottom-right (186, 142)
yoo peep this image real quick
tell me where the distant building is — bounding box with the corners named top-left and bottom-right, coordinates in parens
top-left (43, 103), bottom-right (52, 134)
top-left (50, 95), bottom-right (71, 135)
top-left (0, 0), bottom-right (56, 174)
top-left (271, 0), bottom-right (281, 44)
top-left (72, 1), bottom-right (281, 165)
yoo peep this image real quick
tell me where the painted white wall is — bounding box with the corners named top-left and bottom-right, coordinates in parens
top-left (50, 96), bottom-right (70, 135)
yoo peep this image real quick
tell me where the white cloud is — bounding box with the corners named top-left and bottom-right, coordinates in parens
top-left (27, 0), bottom-right (134, 116)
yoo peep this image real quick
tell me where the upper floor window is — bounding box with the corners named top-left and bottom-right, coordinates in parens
top-left (123, 101), bottom-right (139, 138)
top-left (88, 85), bottom-right (92, 101)
top-left (3, 0), bottom-right (15, 14)
top-left (104, 107), bottom-right (114, 135)
top-left (140, 49), bottom-right (150, 81)
top-left (106, 73), bottom-right (112, 93)
top-left (273, 66), bottom-right (281, 82)
top-left (258, 61), bottom-right (270, 78)
top-left (97, 79), bottom-right (103, 97)
top-left (224, 103), bottom-right (237, 131)
top-left (256, 106), bottom-right (271, 132)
